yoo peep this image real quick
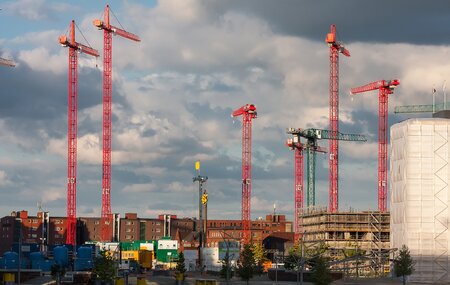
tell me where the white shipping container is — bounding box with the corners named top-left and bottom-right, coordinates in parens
top-left (390, 118), bottom-right (450, 283)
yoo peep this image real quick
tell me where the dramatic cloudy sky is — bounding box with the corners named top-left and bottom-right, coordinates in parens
top-left (0, 0), bottom-right (449, 221)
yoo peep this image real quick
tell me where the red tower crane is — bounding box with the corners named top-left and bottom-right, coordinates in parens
top-left (93, 5), bottom-right (140, 241)
top-left (232, 104), bottom-right (257, 245)
top-left (286, 136), bottom-right (305, 242)
top-left (350, 79), bottom-right (400, 212)
top-left (59, 20), bottom-right (99, 245)
top-left (326, 24), bottom-right (350, 213)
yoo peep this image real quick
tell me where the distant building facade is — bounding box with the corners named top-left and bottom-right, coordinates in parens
top-left (0, 211), bottom-right (292, 255)
top-left (206, 214), bottom-right (293, 247)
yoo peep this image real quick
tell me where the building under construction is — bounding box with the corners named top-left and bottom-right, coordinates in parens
top-left (300, 207), bottom-right (390, 276)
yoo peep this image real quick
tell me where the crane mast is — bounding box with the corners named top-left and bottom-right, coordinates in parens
top-left (93, 5), bottom-right (140, 242)
top-left (326, 24), bottom-right (350, 213)
top-left (350, 79), bottom-right (400, 212)
top-left (287, 128), bottom-right (327, 208)
top-left (232, 104), bottom-right (257, 245)
top-left (287, 128), bottom-right (366, 213)
top-left (286, 136), bottom-right (305, 242)
top-left (59, 20), bottom-right (99, 245)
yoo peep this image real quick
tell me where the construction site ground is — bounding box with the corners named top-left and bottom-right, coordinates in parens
top-left (146, 274), bottom-right (408, 285)
top-left (22, 274), bottom-right (448, 285)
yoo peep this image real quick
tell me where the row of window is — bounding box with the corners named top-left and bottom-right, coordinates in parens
top-left (124, 221), bottom-right (162, 226)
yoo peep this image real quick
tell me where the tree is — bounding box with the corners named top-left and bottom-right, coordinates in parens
top-left (284, 243), bottom-right (303, 271)
top-left (311, 255), bottom-right (332, 285)
top-left (50, 264), bottom-right (66, 285)
top-left (306, 242), bottom-right (330, 270)
top-left (236, 244), bottom-right (255, 285)
top-left (251, 243), bottom-right (267, 274)
top-left (92, 251), bottom-right (117, 283)
top-left (284, 242), bottom-right (310, 284)
top-left (175, 252), bottom-right (187, 278)
top-left (220, 251), bottom-right (233, 279)
top-left (394, 245), bottom-right (415, 285)
top-left (342, 243), bottom-right (365, 277)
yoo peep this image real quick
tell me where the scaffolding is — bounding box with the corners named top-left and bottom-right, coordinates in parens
top-left (391, 118), bottom-right (450, 283)
top-left (300, 207), bottom-right (390, 277)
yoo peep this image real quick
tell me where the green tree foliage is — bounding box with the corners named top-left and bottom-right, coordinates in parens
top-left (51, 263), bottom-right (66, 285)
top-left (342, 242), bottom-right (365, 258)
top-left (175, 252), bottom-right (187, 279)
top-left (394, 245), bottom-right (415, 285)
top-left (284, 243), bottom-right (303, 271)
top-left (251, 243), bottom-right (267, 274)
top-left (92, 251), bottom-right (117, 281)
top-left (311, 255), bottom-right (332, 285)
top-left (219, 251), bottom-right (233, 279)
top-left (237, 244), bottom-right (255, 285)
top-left (306, 242), bottom-right (330, 269)
top-left (307, 241), bottom-right (329, 257)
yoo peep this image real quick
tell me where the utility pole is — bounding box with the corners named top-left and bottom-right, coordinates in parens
top-left (15, 218), bottom-right (22, 285)
top-left (193, 161), bottom-right (208, 271)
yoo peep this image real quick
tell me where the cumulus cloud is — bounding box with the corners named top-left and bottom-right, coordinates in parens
top-left (0, 0), bottom-right (449, 220)
top-left (5, 0), bottom-right (74, 21)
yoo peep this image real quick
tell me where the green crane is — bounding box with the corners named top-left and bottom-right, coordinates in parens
top-left (287, 128), bottom-right (367, 208)
top-left (394, 88), bottom-right (450, 114)
top-left (394, 101), bottom-right (450, 114)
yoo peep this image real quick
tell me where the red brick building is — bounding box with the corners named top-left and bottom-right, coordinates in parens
top-left (206, 214), bottom-right (292, 247)
top-left (0, 211), bottom-right (292, 255)
top-left (0, 211), bottom-right (51, 254)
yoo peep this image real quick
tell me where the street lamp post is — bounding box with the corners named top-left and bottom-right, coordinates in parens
top-left (167, 252), bottom-right (172, 269)
top-left (15, 218), bottom-right (22, 285)
top-left (220, 231), bottom-right (240, 285)
top-left (274, 252), bottom-right (279, 285)
top-left (300, 243), bottom-right (304, 285)
top-left (193, 175), bottom-right (208, 271)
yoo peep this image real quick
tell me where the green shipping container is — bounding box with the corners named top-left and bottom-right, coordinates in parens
top-left (156, 249), bottom-right (178, 263)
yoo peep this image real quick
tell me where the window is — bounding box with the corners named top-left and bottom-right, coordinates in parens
top-left (156, 229), bottom-right (160, 233)
top-left (94, 221), bottom-right (100, 225)
top-left (31, 234), bottom-right (37, 238)
top-left (125, 235), bottom-right (132, 239)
